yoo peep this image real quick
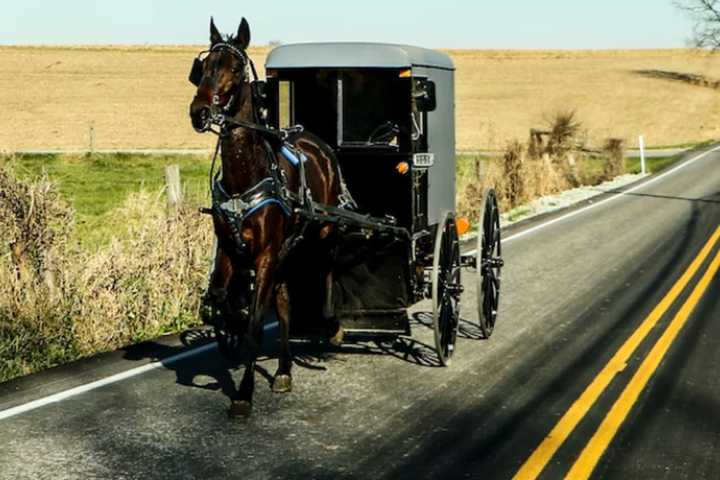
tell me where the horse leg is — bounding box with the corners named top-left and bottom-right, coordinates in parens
top-left (201, 243), bottom-right (233, 325)
top-left (321, 230), bottom-right (343, 346)
top-left (229, 248), bottom-right (276, 417)
top-left (272, 282), bottom-right (293, 393)
top-left (325, 269), bottom-right (344, 346)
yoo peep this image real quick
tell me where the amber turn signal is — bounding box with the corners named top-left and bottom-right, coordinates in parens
top-left (456, 217), bottom-right (471, 236)
top-left (396, 162), bottom-right (410, 175)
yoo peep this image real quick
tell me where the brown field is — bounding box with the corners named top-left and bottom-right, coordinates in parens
top-left (1, 46), bottom-right (719, 151)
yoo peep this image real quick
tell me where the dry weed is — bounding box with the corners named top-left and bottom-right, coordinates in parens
top-left (602, 138), bottom-right (626, 180)
top-left (501, 141), bottom-right (528, 207)
top-left (458, 111), bottom-right (627, 217)
top-left (0, 170), bottom-right (212, 381)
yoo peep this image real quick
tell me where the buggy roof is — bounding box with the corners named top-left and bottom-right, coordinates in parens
top-left (265, 43), bottom-right (455, 71)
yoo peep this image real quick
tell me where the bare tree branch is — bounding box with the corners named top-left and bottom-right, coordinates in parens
top-left (675, 0), bottom-right (720, 48)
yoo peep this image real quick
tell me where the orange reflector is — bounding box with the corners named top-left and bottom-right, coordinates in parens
top-left (396, 162), bottom-right (410, 175)
top-left (399, 69), bottom-right (412, 78)
top-left (456, 217), bottom-right (471, 236)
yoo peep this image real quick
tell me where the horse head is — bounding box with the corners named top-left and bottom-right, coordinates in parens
top-left (189, 17), bottom-right (252, 132)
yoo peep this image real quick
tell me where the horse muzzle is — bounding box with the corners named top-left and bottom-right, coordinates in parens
top-left (190, 102), bottom-right (212, 133)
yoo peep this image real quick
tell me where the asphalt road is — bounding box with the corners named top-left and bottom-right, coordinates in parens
top-left (1, 145), bottom-right (719, 480)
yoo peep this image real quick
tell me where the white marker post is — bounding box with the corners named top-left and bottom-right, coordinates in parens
top-left (639, 135), bottom-right (646, 175)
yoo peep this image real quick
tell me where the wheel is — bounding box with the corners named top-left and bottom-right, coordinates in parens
top-left (432, 211), bottom-right (462, 366)
top-left (214, 311), bottom-right (247, 362)
top-left (213, 274), bottom-right (255, 362)
top-left (214, 318), bottom-right (242, 362)
top-left (476, 189), bottom-right (503, 338)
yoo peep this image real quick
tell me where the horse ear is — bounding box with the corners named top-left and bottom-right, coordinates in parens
top-left (210, 17), bottom-right (222, 45)
top-left (235, 17), bottom-right (251, 49)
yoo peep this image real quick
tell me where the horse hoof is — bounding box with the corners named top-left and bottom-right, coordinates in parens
top-left (329, 326), bottom-right (344, 346)
top-left (228, 400), bottom-right (252, 418)
top-left (272, 374), bottom-right (292, 393)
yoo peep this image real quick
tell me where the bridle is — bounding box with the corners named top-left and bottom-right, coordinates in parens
top-left (190, 42), bottom-right (268, 133)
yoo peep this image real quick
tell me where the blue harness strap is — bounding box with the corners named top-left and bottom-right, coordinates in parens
top-left (243, 198), bottom-right (292, 218)
top-left (280, 144), bottom-right (307, 167)
top-left (213, 177), bottom-right (292, 223)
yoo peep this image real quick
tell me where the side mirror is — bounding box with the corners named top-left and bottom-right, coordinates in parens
top-left (189, 58), bottom-right (203, 86)
top-left (414, 78), bottom-right (436, 112)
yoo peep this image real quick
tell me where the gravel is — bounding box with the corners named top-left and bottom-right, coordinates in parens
top-left (501, 173), bottom-right (648, 227)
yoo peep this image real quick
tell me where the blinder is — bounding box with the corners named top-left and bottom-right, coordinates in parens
top-left (189, 42), bottom-right (253, 88)
top-left (189, 57), bottom-right (204, 86)
top-left (251, 81), bottom-right (269, 122)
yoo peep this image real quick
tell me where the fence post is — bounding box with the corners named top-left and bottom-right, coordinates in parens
top-left (89, 125), bottom-right (95, 153)
top-left (639, 135), bottom-right (646, 175)
top-left (165, 165), bottom-right (182, 206)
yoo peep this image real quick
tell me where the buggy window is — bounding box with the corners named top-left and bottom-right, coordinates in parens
top-left (339, 70), bottom-right (410, 148)
top-left (278, 80), bottom-right (292, 129)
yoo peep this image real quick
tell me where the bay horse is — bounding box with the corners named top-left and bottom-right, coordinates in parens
top-left (189, 17), bottom-right (345, 417)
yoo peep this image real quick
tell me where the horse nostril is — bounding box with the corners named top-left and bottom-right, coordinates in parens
top-left (197, 107), bottom-right (210, 123)
top-left (192, 106), bottom-right (212, 132)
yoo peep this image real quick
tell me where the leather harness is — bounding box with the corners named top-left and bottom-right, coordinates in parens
top-left (196, 43), bottom-right (355, 255)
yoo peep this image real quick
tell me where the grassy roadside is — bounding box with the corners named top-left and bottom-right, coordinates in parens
top-left (455, 148), bottom-right (691, 225)
top-left (626, 154), bottom-right (684, 174)
top-left (1, 151), bottom-right (689, 248)
top-left (0, 148), bottom-right (695, 383)
top-left (2, 153), bottom-right (212, 249)
top-left (0, 156), bottom-right (214, 383)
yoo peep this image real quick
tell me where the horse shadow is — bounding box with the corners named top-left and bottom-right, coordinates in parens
top-left (122, 328), bottom-right (240, 399)
top-left (121, 317), bottom-right (452, 403)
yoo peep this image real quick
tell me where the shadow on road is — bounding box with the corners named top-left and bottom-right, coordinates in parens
top-left (358, 204), bottom-right (712, 479)
top-left (122, 329), bottom-right (240, 400)
top-left (121, 311), bottom-right (453, 404)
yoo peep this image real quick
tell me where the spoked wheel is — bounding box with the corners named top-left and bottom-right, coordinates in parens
top-left (432, 211), bottom-right (463, 366)
top-left (214, 312), bottom-right (247, 362)
top-left (212, 277), bottom-right (255, 362)
top-left (476, 189), bottom-right (503, 338)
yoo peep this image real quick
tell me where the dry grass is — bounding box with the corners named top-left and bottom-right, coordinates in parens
top-left (452, 49), bottom-right (720, 151)
top-left (0, 168), bottom-right (213, 382)
top-left (1, 47), bottom-right (719, 151)
top-left (457, 112), bottom-right (628, 219)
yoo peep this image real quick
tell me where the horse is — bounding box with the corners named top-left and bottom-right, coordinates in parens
top-left (189, 17), bottom-right (345, 417)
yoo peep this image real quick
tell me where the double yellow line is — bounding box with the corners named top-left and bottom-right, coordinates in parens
top-left (514, 226), bottom-right (720, 480)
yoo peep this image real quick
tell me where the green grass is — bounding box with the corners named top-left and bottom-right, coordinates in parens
top-left (640, 140), bottom-right (714, 150)
top-left (1, 153), bottom-right (212, 248)
top-left (625, 154), bottom-right (684, 175)
top-left (456, 154), bottom-right (493, 177)
top-left (0, 150), bottom-right (691, 249)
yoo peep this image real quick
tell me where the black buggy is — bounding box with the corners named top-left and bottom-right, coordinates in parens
top-left (209, 43), bottom-right (504, 366)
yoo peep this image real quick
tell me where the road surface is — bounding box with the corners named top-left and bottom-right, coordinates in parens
top-left (1, 145), bottom-right (718, 479)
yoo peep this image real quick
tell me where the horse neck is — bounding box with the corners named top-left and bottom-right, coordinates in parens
top-left (220, 82), bottom-right (269, 194)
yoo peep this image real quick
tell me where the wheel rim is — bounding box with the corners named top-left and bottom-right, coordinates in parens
top-left (432, 212), bottom-right (462, 366)
top-left (213, 293), bottom-right (253, 362)
top-left (476, 189), bottom-right (502, 338)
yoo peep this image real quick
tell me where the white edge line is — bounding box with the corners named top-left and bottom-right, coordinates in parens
top-left (2, 145), bottom-right (717, 421)
top-left (0, 322), bottom-right (279, 421)
top-left (464, 145), bottom-right (720, 257)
